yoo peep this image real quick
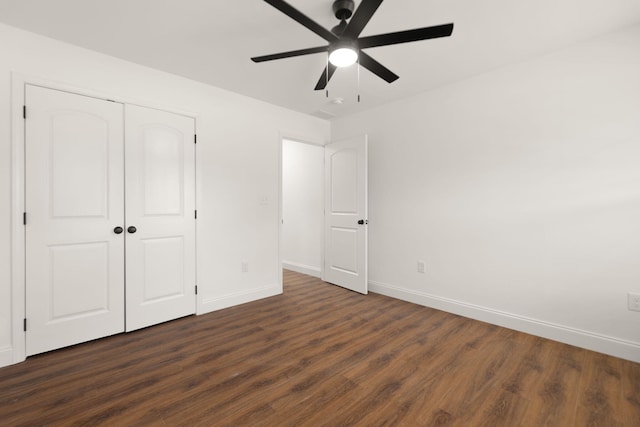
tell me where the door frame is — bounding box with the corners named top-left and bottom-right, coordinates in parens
top-left (278, 134), bottom-right (327, 287)
top-left (9, 72), bottom-right (199, 366)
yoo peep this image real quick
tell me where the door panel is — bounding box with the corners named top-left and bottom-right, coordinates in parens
top-left (142, 127), bottom-right (184, 215)
top-left (330, 149), bottom-right (358, 213)
top-left (49, 242), bottom-right (110, 319)
top-left (51, 112), bottom-right (110, 217)
top-left (329, 227), bottom-right (358, 273)
top-left (324, 135), bottom-right (368, 294)
top-left (125, 105), bottom-right (196, 331)
top-left (25, 85), bottom-right (125, 356)
top-left (141, 236), bottom-right (185, 302)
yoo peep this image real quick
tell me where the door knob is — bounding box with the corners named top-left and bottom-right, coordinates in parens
top-left (358, 219), bottom-right (368, 225)
top-left (127, 226), bottom-right (137, 234)
top-left (113, 226), bottom-right (123, 234)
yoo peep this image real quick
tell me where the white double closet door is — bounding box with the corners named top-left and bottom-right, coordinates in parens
top-left (25, 85), bottom-right (196, 356)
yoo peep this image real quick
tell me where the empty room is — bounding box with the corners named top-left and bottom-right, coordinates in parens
top-left (1, 0), bottom-right (639, 425)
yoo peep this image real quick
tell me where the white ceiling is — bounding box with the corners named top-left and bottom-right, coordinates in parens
top-left (1, 0), bottom-right (639, 118)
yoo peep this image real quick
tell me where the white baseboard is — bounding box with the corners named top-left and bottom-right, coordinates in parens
top-left (282, 260), bottom-right (321, 278)
top-left (198, 284), bottom-right (282, 314)
top-left (369, 280), bottom-right (640, 363)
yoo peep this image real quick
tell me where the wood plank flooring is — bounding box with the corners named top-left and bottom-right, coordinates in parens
top-left (1, 270), bottom-right (639, 426)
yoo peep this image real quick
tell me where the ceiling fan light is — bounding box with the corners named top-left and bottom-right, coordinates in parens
top-left (329, 47), bottom-right (358, 67)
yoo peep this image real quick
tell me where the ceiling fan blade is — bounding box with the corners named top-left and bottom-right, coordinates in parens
top-left (314, 63), bottom-right (337, 91)
top-left (263, 0), bottom-right (338, 42)
top-left (358, 52), bottom-right (398, 83)
top-left (358, 23), bottom-right (454, 49)
top-left (343, 0), bottom-right (383, 39)
top-left (252, 46), bottom-right (328, 63)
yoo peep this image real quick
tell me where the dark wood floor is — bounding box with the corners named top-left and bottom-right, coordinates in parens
top-left (1, 270), bottom-right (639, 426)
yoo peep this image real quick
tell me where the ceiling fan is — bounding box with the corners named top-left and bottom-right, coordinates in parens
top-left (251, 0), bottom-right (454, 91)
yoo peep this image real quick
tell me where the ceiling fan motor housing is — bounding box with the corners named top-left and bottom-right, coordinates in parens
top-left (332, 0), bottom-right (355, 21)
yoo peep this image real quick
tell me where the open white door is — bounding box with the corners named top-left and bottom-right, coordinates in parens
top-left (124, 105), bottom-right (196, 331)
top-left (323, 135), bottom-right (368, 294)
top-left (25, 85), bottom-right (125, 356)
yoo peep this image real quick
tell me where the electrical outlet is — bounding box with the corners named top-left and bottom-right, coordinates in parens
top-left (629, 292), bottom-right (640, 312)
top-left (417, 260), bottom-right (425, 274)
top-left (241, 261), bottom-right (249, 273)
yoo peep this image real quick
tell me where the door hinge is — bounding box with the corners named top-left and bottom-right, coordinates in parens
top-left (23, 105), bottom-right (26, 119)
top-left (194, 210), bottom-right (197, 219)
top-left (23, 318), bottom-right (27, 332)
top-left (195, 285), bottom-right (198, 295)
top-left (23, 212), bottom-right (27, 225)
top-left (194, 134), bottom-right (197, 144)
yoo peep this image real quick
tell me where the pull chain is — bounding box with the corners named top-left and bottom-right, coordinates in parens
top-left (326, 53), bottom-right (329, 98)
top-left (357, 56), bottom-right (361, 103)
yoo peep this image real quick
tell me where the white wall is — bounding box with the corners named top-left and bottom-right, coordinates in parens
top-left (332, 25), bottom-right (640, 362)
top-left (0, 23), bottom-right (330, 367)
top-left (282, 140), bottom-right (324, 277)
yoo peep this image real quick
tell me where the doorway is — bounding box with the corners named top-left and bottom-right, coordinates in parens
top-left (281, 135), bottom-right (369, 294)
top-left (281, 138), bottom-right (324, 278)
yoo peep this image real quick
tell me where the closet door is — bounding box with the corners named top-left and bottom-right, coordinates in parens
top-left (25, 85), bottom-right (125, 356)
top-left (124, 105), bottom-right (196, 331)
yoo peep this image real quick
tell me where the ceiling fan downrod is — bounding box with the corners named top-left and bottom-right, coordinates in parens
top-left (331, 0), bottom-right (353, 36)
